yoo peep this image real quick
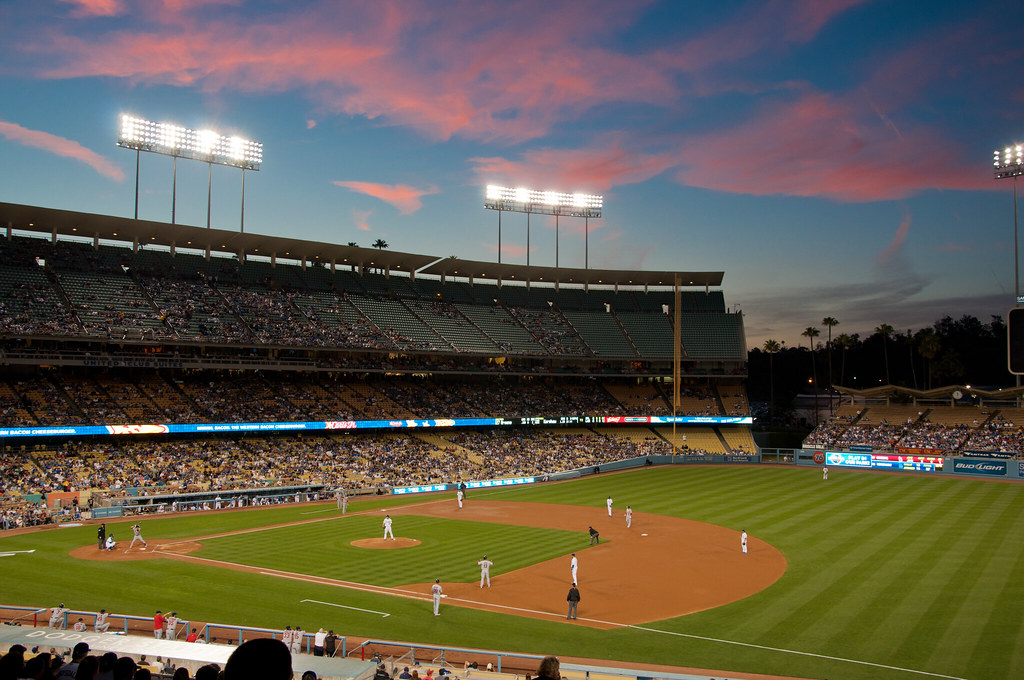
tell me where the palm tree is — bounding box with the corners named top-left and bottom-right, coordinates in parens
top-left (801, 327), bottom-right (820, 425)
top-left (875, 323), bottom-right (894, 384)
top-left (917, 329), bottom-right (941, 390)
top-left (822, 317), bottom-right (839, 389)
top-left (763, 339), bottom-right (781, 422)
top-left (834, 333), bottom-right (853, 387)
top-left (372, 239), bottom-right (389, 250)
top-left (347, 241), bottom-right (358, 247)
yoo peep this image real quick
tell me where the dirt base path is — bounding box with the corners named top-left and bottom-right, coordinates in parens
top-left (391, 500), bottom-right (786, 627)
top-left (70, 499), bottom-right (786, 628)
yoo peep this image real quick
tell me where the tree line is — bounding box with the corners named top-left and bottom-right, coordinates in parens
top-left (747, 314), bottom-right (1010, 423)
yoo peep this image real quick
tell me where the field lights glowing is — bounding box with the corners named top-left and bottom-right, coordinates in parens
top-left (118, 115), bottom-right (262, 170)
top-left (485, 185), bottom-right (603, 212)
top-left (994, 145), bottom-right (1024, 179)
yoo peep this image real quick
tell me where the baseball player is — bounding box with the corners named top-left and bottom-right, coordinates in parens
top-left (383, 514), bottom-right (394, 540)
top-left (432, 579), bottom-right (443, 616)
top-left (342, 492), bottom-right (349, 514)
top-left (741, 529), bottom-right (748, 554)
top-left (73, 618), bottom-right (87, 632)
top-left (292, 626), bottom-right (303, 655)
top-left (153, 611), bottom-right (166, 639)
top-left (625, 505), bottom-right (632, 528)
top-left (823, 466), bottom-right (829, 480)
top-left (606, 496), bottom-right (613, 516)
top-left (105, 534), bottom-right (116, 551)
top-left (282, 626), bottom-right (293, 652)
top-left (570, 553), bottom-right (578, 583)
top-left (94, 609), bottom-right (110, 633)
top-left (48, 603), bottom-right (67, 629)
top-left (477, 555), bottom-right (494, 588)
top-left (457, 489), bottom-right (464, 509)
top-left (165, 612), bottom-right (179, 639)
top-left (128, 523), bottom-right (148, 550)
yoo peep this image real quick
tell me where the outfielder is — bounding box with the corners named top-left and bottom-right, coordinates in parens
top-left (477, 555), bottom-right (493, 588)
top-left (383, 514), bottom-right (395, 540)
top-left (625, 505), bottom-right (632, 528)
top-left (570, 553), bottom-right (578, 583)
top-left (606, 496), bottom-right (613, 516)
top-left (128, 523), bottom-right (148, 550)
top-left (432, 579), bottom-right (443, 616)
top-left (823, 466), bottom-right (829, 480)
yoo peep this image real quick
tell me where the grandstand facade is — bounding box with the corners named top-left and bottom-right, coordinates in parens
top-left (0, 203), bottom-right (753, 523)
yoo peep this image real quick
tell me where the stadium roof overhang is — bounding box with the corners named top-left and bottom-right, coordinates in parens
top-left (0, 202), bottom-right (723, 288)
top-left (836, 384), bottom-right (1024, 400)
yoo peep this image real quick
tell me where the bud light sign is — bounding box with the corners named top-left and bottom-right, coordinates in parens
top-left (953, 459), bottom-right (1007, 476)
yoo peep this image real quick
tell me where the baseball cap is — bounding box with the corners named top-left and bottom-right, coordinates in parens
top-left (73, 642), bottom-right (90, 658)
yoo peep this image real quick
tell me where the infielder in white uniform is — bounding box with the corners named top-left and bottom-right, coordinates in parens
top-left (95, 609), bottom-right (110, 633)
top-left (49, 603), bottom-right (67, 629)
top-left (570, 553), bottom-right (578, 583)
top-left (457, 489), bottom-right (464, 509)
top-left (606, 496), bottom-right (613, 516)
top-left (383, 515), bottom-right (394, 540)
top-left (128, 523), bottom-right (148, 550)
top-left (477, 555), bottom-right (493, 587)
top-left (625, 505), bottom-right (632, 528)
top-left (741, 529), bottom-right (748, 554)
top-left (432, 579), bottom-right (443, 615)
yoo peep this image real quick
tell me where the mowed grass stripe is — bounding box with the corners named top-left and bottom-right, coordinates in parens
top-left (822, 480), bottom-right (993, 671)
top-left (196, 516), bottom-right (583, 586)
top-left (922, 484), bottom-right (1024, 676)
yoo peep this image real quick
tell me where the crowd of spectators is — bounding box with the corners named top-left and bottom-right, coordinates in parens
top-left (803, 408), bottom-right (1024, 455)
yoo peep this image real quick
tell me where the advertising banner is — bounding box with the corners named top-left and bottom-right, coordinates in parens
top-left (952, 459), bottom-right (1007, 476)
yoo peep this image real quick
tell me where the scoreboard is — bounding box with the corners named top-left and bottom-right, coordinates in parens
top-left (823, 451), bottom-right (943, 472)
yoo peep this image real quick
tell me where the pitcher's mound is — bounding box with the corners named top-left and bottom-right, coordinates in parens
top-left (351, 537), bottom-right (421, 549)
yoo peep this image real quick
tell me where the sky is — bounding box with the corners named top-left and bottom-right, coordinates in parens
top-left (0, 0), bottom-right (1022, 350)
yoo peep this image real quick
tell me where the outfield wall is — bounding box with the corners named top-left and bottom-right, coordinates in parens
top-left (796, 448), bottom-right (1024, 480)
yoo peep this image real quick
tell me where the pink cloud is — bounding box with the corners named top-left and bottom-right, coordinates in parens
top-left (0, 119), bottom-right (124, 181)
top-left (332, 181), bottom-right (438, 215)
top-left (352, 209), bottom-right (372, 232)
top-left (877, 214), bottom-right (911, 264)
top-left (306, 119), bottom-right (316, 130)
top-left (60, 0), bottom-right (124, 17)
top-left (471, 138), bottom-right (676, 193)
top-left (673, 91), bottom-right (995, 201)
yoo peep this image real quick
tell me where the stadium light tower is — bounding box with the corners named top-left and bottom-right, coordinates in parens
top-left (995, 144), bottom-right (1023, 301)
top-left (484, 185), bottom-right (603, 268)
top-left (117, 115), bottom-right (263, 231)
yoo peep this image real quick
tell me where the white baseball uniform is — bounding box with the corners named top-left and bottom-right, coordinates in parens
top-left (823, 467), bottom-right (829, 480)
top-left (432, 582), bottom-right (443, 615)
top-left (49, 606), bottom-right (67, 629)
top-left (741, 530), bottom-right (748, 554)
top-left (95, 610), bottom-right (110, 633)
top-left (606, 496), bottom-right (613, 516)
top-left (129, 524), bottom-right (148, 549)
top-left (383, 516), bottom-right (394, 539)
top-left (625, 506), bottom-right (632, 528)
top-left (570, 555), bottom-right (578, 583)
top-left (165, 615), bottom-right (178, 639)
top-left (478, 558), bottom-right (493, 587)
top-left (457, 490), bottom-right (464, 509)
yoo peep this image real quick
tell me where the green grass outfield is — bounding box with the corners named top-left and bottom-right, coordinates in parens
top-left (4, 465), bottom-right (1024, 680)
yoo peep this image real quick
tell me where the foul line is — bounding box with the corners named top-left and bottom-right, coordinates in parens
top-left (624, 624), bottom-right (967, 680)
top-left (300, 598), bottom-right (390, 618)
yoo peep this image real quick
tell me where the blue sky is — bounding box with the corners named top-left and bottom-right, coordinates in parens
top-left (0, 0), bottom-right (1021, 348)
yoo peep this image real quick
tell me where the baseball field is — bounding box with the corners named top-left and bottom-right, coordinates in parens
top-left (3, 464), bottom-right (1023, 680)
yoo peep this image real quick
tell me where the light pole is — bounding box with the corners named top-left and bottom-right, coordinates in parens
top-left (484, 185), bottom-right (602, 268)
top-left (118, 115), bottom-right (262, 230)
top-left (995, 145), bottom-right (1023, 302)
